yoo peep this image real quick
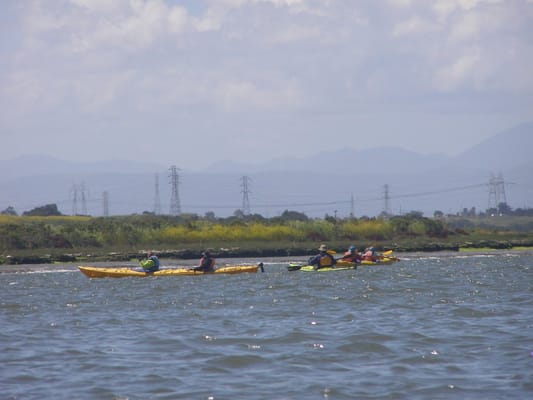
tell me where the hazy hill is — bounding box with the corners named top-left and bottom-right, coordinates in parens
top-left (0, 154), bottom-right (167, 182)
top-left (205, 121), bottom-right (533, 176)
top-left (452, 121), bottom-right (533, 171)
top-left (205, 146), bottom-right (450, 176)
top-left (1, 122), bottom-right (532, 217)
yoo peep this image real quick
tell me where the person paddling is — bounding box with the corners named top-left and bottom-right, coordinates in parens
top-left (362, 246), bottom-right (377, 262)
top-left (340, 245), bottom-right (362, 265)
top-left (308, 244), bottom-right (336, 270)
top-left (139, 251), bottom-right (160, 273)
top-left (191, 251), bottom-right (215, 273)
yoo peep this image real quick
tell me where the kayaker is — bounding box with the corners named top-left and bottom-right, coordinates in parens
top-left (139, 252), bottom-right (160, 273)
top-left (362, 246), bottom-right (377, 262)
top-left (340, 245), bottom-right (362, 263)
top-left (308, 244), bottom-right (336, 270)
top-left (192, 251), bottom-right (215, 273)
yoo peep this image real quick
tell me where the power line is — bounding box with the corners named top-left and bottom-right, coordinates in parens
top-left (20, 180), bottom-right (524, 217)
top-left (383, 183), bottom-right (488, 201)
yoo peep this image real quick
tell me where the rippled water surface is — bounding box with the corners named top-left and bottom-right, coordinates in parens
top-left (2, 252), bottom-right (533, 399)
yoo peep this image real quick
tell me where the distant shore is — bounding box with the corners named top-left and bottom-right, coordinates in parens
top-left (2, 248), bottom-right (533, 276)
top-left (2, 239), bottom-right (533, 266)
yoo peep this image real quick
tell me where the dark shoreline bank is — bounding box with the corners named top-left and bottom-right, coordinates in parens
top-left (2, 238), bottom-right (533, 265)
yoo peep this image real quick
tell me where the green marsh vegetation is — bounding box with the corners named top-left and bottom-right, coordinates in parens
top-left (1, 211), bottom-right (533, 264)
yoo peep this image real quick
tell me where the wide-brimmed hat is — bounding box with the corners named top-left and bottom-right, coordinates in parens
top-left (318, 244), bottom-right (327, 251)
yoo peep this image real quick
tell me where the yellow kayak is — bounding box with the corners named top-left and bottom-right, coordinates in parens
top-left (288, 256), bottom-right (399, 271)
top-left (78, 265), bottom-right (258, 278)
top-left (360, 257), bottom-right (399, 266)
top-left (299, 265), bottom-right (355, 272)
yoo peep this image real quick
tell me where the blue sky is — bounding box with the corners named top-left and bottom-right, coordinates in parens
top-left (1, 0), bottom-right (532, 171)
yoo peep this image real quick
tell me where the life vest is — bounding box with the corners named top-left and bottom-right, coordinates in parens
top-left (140, 259), bottom-right (155, 269)
top-left (319, 254), bottom-right (334, 267)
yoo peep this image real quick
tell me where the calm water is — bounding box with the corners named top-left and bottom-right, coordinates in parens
top-left (1, 252), bottom-right (533, 399)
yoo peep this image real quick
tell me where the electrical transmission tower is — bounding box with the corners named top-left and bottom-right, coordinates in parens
top-left (103, 191), bottom-right (109, 217)
top-left (80, 182), bottom-right (87, 215)
top-left (169, 166), bottom-right (181, 216)
top-left (154, 173), bottom-right (162, 215)
top-left (241, 176), bottom-right (251, 215)
top-left (71, 184), bottom-right (78, 215)
top-left (383, 184), bottom-right (391, 217)
top-left (71, 183), bottom-right (88, 215)
top-left (488, 173), bottom-right (507, 211)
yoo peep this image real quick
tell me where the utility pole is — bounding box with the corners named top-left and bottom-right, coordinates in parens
top-left (169, 166), bottom-right (181, 216)
top-left (154, 173), bottom-right (162, 215)
top-left (350, 193), bottom-right (355, 218)
top-left (103, 191), bottom-right (109, 217)
top-left (241, 176), bottom-right (251, 215)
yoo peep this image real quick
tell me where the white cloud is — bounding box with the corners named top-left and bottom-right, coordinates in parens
top-left (392, 15), bottom-right (440, 36)
top-left (388, 0), bottom-right (414, 7)
top-left (433, 50), bottom-right (481, 91)
top-left (256, 0), bottom-right (306, 6)
top-left (1, 0), bottom-right (532, 168)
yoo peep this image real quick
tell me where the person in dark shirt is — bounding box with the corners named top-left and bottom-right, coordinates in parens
top-left (192, 251), bottom-right (215, 273)
top-left (308, 244), bottom-right (336, 270)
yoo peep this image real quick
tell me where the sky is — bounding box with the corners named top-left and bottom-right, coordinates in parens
top-left (1, 0), bottom-right (532, 171)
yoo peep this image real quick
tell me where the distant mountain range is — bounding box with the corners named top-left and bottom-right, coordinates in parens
top-left (1, 122), bottom-right (532, 217)
top-left (0, 154), bottom-right (167, 181)
top-left (205, 121), bottom-right (533, 176)
top-left (204, 146), bottom-right (450, 176)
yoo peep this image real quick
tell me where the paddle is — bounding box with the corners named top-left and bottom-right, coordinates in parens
top-left (287, 262), bottom-right (303, 271)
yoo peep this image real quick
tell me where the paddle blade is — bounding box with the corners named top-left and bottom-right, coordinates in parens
top-left (287, 263), bottom-right (303, 271)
